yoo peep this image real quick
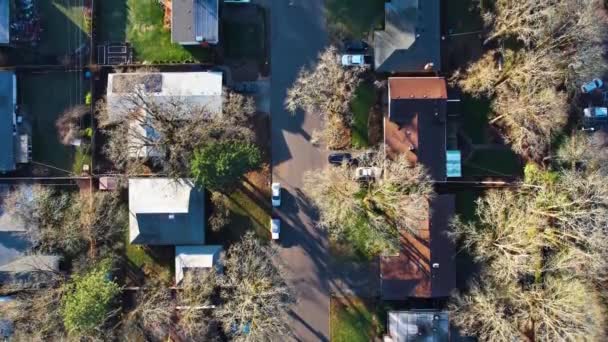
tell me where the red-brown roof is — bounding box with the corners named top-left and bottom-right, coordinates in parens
top-left (385, 77), bottom-right (448, 181)
top-left (388, 77), bottom-right (447, 100)
top-left (381, 195), bottom-right (456, 299)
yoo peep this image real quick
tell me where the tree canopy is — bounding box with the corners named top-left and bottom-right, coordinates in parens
top-left (303, 153), bottom-right (433, 256)
top-left (285, 46), bottom-right (363, 149)
top-left (454, 0), bottom-right (608, 160)
top-left (449, 163), bottom-right (608, 341)
top-left (61, 259), bottom-right (121, 335)
top-left (190, 140), bottom-right (262, 191)
top-left (98, 70), bottom-right (256, 177)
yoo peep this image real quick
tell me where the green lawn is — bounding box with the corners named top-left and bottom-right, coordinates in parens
top-left (330, 297), bottom-right (378, 342)
top-left (222, 21), bottom-right (264, 61)
top-left (37, 0), bottom-right (88, 57)
top-left (461, 94), bottom-right (492, 144)
top-left (20, 71), bottom-right (88, 173)
top-left (124, 231), bottom-right (173, 285)
top-left (97, 0), bottom-right (127, 42)
top-left (325, 0), bottom-right (385, 39)
top-left (126, 0), bottom-right (212, 63)
top-left (350, 83), bottom-right (375, 149)
top-left (463, 148), bottom-right (523, 177)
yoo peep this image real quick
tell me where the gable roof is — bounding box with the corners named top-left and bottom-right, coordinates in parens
top-left (0, 71), bottom-right (15, 172)
top-left (171, 0), bottom-right (219, 44)
top-left (175, 245), bottom-right (222, 284)
top-left (374, 0), bottom-right (441, 73)
top-left (380, 195), bottom-right (456, 299)
top-left (129, 178), bottom-right (206, 245)
top-left (385, 77), bottom-right (448, 181)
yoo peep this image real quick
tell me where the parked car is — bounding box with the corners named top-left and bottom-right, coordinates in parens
top-left (581, 78), bottom-right (603, 93)
top-left (344, 39), bottom-right (369, 53)
top-left (271, 182), bottom-right (281, 207)
top-left (270, 218), bottom-right (280, 240)
top-left (340, 54), bottom-right (372, 67)
top-left (584, 107), bottom-right (608, 119)
top-left (328, 152), bottom-right (355, 166)
top-left (355, 167), bottom-right (382, 181)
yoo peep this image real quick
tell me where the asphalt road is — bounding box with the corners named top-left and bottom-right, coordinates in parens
top-left (269, 0), bottom-right (331, 340)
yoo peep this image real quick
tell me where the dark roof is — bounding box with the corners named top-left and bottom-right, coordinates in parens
top-left (0, 71), bottom-right (14, 172)
top-left (129, 179), bottom-right (206, 245)
top-left (0, 0), bottom-right (8, 44)
top-left (374, 0), bottom-right (441, 73)
top-left (380, 195), bottom-right (456, 300)
top-left (385, 77), bottom-right (448, 181)
top-left (172, 0), bottom-right (219, 44)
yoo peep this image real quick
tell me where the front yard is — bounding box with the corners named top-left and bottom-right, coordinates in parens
top-left (350, 83), bottom-right (375, 149)
top-left (19, 71), bottom-right (90, 175)
top-left (330, 297), bottom-right (382, 342)
top-left (325, 0), bottom-right (385, 40)
top-left (122, 0), bottom-right (212, 63)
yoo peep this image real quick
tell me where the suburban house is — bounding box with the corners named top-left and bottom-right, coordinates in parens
top-left (374, 0), bottom-right (441, 73)
top-left (0, 185), bottom-right (60, 283)
top-left (128, 178), bottom-right (222, 284)
top-left (170, 0), bottom-right (219, 45)
top-left (0, 70), bottom-right (30, 173)
top-left (381, 76), bottom-right (458, 300)
top-left (106, 71), bottom-right (223, 158)
top-left (383, 310), bottom-right (450, 342)
top-left (380, 195), bottom-right (456, 300)
top-left (384, 77), bottom-right (461, 181)
top-left (0, 0), bottom-right (8, 45)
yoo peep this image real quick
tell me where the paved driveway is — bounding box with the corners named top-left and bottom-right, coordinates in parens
top-left (267, 0), bottom-right (380, 340)
top-left (268, 0), bottom-right (331, 340)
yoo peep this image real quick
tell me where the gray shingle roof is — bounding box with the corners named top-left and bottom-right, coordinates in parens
top-left (0, 71), bottom-right (15, 172)
top-left (374, 0), bottom-right (441, 73)
top-left (129, 178), bottom-right (206, 245)
top-left (172, 0), bottom-right (219, 44)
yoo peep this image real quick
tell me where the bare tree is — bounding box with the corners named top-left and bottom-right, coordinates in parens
top-left (1, 273), bottom-right (67, 341)
top-left (285, 46), bottom-right (363, 149)
top-left (455, 0), bottom-right (608, 160)
top-left (55, 105), bottom-right (89, 146)
top-left (2, 186), bottom-right (126, 260)
top-left (215, 232), bottom-right (294, 341)
top-left (304, 152), bottom-right (434, 255)
top-left (449, 164), bottom-right (608, 340)
top-left (449, 275), bottom-right (605, 342)
top-left (97, 71), bottom-right (256, 177)
top-left (123, 283), bottom-right (175, 341)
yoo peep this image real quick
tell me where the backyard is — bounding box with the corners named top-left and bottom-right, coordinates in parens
top-left (97, 0), bottom-right (128, 42)
top-left (19, 71), bottom-right (89, 175)
top-left (38, 0), bottom-right (89, 57)
top-left (325, 0), bottom-right (385, 40)
top-left (125, 0), bottom-right (212, 63)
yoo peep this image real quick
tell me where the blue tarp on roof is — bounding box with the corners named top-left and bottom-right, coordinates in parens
top-left (0, 71), bottom-right (15, 172)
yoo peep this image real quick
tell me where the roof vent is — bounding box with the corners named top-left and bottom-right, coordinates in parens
top-left (169, 214), bottom-right (175, 220)
top-left (432, 263), bottom-right (440, 269)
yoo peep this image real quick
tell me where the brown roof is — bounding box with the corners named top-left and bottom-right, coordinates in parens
top-left (381, 195), bottom-right (456, 299)
top-left (388, 77), bottom-right (447, 100)
top-left (385, 77), bottom-right (448, 181)
top-left (385, 116), bottom-right (418, 167)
